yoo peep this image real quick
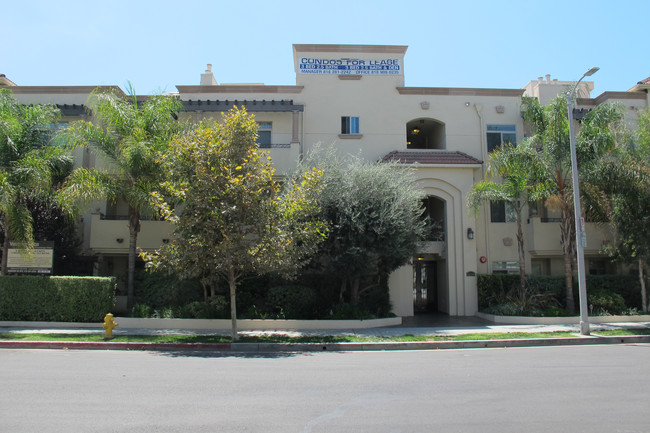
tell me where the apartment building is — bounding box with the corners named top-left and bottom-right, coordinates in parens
top-left (2, 44), bottom-right (648, 317)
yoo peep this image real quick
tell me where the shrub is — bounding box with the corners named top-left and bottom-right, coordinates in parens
top-left (477, 274), bottom-right (518, 309)
top-left (588, 288), bottom-right (626, 315)
top-left (131, 304), bottom-right (152, 318)
top-left (265, 285), bottom-right (320, 319)
top-left (180, 297), bottom-right (229, 319)
top-left (134, 269), bottom-right (203, 308)
top-left (0, 275), bottom-right (115, 322)
top-left (478, 274), bottom-right (564, 315)
top-left (328, 303), bottom-right (374, 320)
top-left (587, 275), bottom-right (641, 310)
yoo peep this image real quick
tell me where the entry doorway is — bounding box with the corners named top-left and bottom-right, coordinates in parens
top-left (413, 259), bottom-right (438, 313)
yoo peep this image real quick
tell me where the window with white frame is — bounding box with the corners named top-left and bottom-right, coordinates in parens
top-left (257, 122), bottom-right (272, 148)
top-left (487, 124), bottom-right (516, 152)
top-left (492, 261), bottom-right (520, 274)
top-left (341, 116), bottom-right (360, 135)
top-left (490, 201), bottom-right (517, 223)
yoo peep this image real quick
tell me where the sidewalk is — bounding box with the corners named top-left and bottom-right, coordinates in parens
top-left (1, 318), bottom-right (649, 352)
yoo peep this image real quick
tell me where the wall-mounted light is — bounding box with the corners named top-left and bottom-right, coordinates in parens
top-left (467, 228), bottom-right (474, 240)
top-left (116, 238), bottom-right (124, 244)
top-left (411, 128), bottom-right (420, 135)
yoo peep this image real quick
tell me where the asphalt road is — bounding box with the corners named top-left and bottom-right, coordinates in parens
top-left (2, 344), bottom-right (649, 433)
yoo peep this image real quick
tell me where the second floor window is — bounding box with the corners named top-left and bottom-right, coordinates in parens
top-left (490, 201), bottom-right (517, 223)
top-left (487, 124), bottom-right (516, 152)
top-left (341, 116), bottom-right (360, 135)
top-left (257, 122), bottom-right (272, 148)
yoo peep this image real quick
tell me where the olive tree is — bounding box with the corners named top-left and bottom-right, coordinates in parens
top-left (143, 107), bottom-right (325, 340)
top-left (301, 147), bottom-right (428, 307)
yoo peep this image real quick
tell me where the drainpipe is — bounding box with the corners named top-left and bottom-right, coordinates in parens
top-left (474, 103), bottom-right (490, 271)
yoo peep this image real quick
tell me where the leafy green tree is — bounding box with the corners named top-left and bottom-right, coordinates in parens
top-left (521, 96), bottom-right (624, 313)
top-left (59, 88), bottom-right (183, 308)
top-left (584, 109), bottom-right (650, 312)
top-left (0, 89), bottom-right (71, 274)
top-left (302, 147), bottom-right (428, 306)
top-left (587, 151), bottom-right (650, 312)
top-left (468, 141), bottom-right (548, 295)
top-left (143, 107), bottom-right (325, 340)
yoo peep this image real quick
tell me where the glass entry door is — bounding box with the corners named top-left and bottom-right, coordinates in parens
top-left (413, 260), bottom-right (437, 312)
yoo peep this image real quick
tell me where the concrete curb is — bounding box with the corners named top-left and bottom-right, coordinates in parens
top-left (2, 335), bottom-right (649, 352)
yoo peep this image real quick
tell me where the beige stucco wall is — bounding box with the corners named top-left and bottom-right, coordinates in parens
top-left (6, 44), bottom-right (646, 318)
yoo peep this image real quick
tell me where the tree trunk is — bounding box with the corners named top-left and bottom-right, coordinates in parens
top-left (351, 277), bottom-right (360, 306)
top-left (127, 207), bottom-right (141, 312)
top-left (1, 229), bottom-right (8, 276)
top-left (515, 206), bottom-right (526, 296)
top-left (228, 264), bottom-right (239, 341)
top-left (560, 194), bottom-right (576, 315)
top-left (640, 259), bottom-right (648, 313)
top-left (339, 279), bottom-right (347, 303)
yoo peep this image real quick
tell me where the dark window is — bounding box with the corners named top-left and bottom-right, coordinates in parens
top-left (491, 201), bottom-right (517, 223)
top-left (341, 116), bottom-right (359, 134)
top-left (257, 122), bottom-right (272, 148)
top-left (487, 124), bottom-right (516, 152)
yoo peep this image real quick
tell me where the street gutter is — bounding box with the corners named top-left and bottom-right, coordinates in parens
top-left (2, 335), bottom-right (649, 352)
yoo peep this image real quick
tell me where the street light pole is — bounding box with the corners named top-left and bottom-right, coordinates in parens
top-left (567, 66), bottom-right (599, 336)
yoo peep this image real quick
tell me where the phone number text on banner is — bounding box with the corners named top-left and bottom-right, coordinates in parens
top-left (299, 58), bottom-right (401, 75)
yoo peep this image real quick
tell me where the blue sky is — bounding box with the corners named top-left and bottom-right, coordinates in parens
top-left (2, 0), bottom-right (647, 96)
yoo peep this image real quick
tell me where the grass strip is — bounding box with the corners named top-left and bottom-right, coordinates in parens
top-left (0, 331), bottom-right (585, 344)
top-left (2, 329), bottom-right (648, 344)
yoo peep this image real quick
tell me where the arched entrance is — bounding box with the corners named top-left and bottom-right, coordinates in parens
top-left (406, 118), bottom-right (446, 150)
top-left (413, 196), bottom-right (448, 314)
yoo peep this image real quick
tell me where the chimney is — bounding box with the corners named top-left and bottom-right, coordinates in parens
top-left (200, 64), bottom-right (217, 86)
top-left (545, 74), bottom-right (551, 83)
top-left (0, 74), bottom-right (17, 87)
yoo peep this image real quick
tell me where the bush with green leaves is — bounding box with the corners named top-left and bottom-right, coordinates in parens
top-left (587, 287), bottom-right (626, 315)
top-left (264, 285), bottom-right (320, 319)
top-left (134, 269), bottom-right (203, 309)
top-left (479, 273), bottom-right (641, 316)
top-left (0, 275), bottom-right (115, 321)
top-left (586, 275), bottom-right (641, 310)
top-left (298, 147), bottom-right (427, 309)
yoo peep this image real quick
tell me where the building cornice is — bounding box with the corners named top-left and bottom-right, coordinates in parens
top-left (176, 85), bottom-right (304, 94)
top-left (397, 87), bottom-right (524, 97)
top-left (293, 44), bottom-right (407, 54)
top-left (6, 86), bottom-right (122, 95)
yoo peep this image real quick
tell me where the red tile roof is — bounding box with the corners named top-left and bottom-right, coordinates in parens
top-left (637, 77), bottom-right (650, 85)
top-left (382, 150), bottom-right (483, 165)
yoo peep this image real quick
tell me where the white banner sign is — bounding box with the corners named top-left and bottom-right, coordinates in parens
top-left (7, 241), bottom-right (54, 274)
top-left (298, 57), bottom-right (401, 75)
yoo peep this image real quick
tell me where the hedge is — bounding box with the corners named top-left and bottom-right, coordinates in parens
top-left (0, 275), bottom-right (116, 322)
top-left (478, 273), bottom-right (643, 315)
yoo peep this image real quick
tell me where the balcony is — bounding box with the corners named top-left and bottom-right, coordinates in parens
top-left (88, 213), bottom-right (174, 254)
top-left (527, 217), bottom-right (613, 256)
top-left (417, 241), bottom-right (446, 257)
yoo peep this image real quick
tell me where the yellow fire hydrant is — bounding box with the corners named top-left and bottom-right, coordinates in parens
top-left (103, 313), bottom-right (118, 339)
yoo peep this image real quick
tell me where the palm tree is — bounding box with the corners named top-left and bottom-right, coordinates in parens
top-left (468, 141), bottom-right (548, 295)
top-left (521, 96), bottom-right (624, 313)
top-left (0, 89), bottom-right (71, 274)
top-left (59, 88), bottom-right (183, 309)
top-left (583, 110), bottom-right (650, 312)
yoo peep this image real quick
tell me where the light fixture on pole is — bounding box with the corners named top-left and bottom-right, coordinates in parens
top-left (567, 66), bottom-right (598, 336)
